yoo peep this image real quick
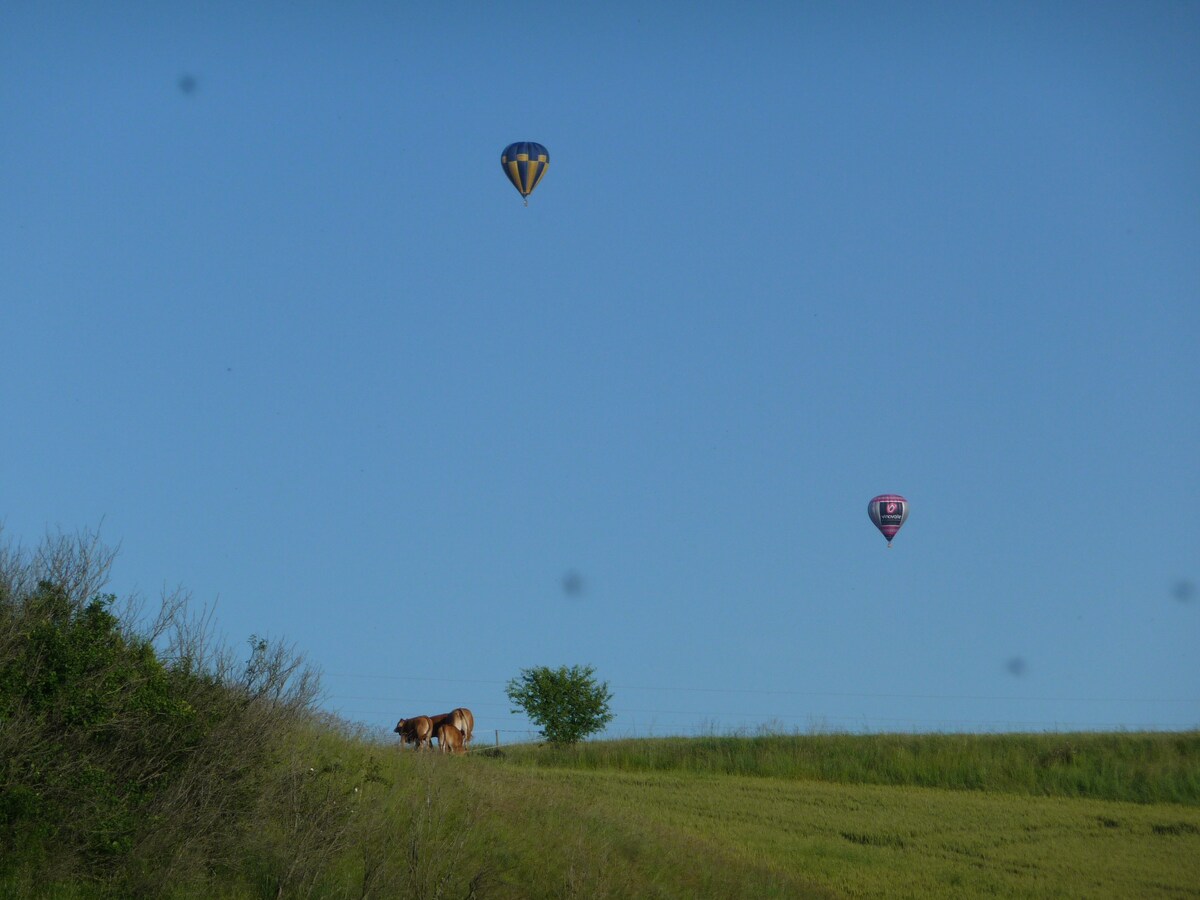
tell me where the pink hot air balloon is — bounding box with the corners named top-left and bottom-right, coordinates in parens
top-left (868, 494), bottom-right (909, 547)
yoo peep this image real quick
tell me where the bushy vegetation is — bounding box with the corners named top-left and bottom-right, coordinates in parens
top-left (0, 531), bottom-right (504, 899)
top-left (0, 530), bottom-right (321, 897)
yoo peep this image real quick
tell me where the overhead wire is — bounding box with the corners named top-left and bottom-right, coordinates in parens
top-left (324, 672), bottom-right (1200, 705)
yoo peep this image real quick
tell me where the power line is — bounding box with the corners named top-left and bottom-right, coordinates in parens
top-left (324, 672), bottom-right (1199, 736)
top-left (330, 698), bottom-right (1197, 732)
top-left (332, 707), bottom-right (1190, 733)
top-left (323, 673), bottom-right (1200, 705)
top-left (330, 696), bottom-right (1191, 723)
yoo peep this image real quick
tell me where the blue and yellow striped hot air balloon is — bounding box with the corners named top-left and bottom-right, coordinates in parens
top-left (501, 142), bottom-right (549, 205)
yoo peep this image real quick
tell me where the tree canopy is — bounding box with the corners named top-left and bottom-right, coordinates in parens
top-left (505, 664), bottom-right (614, 745)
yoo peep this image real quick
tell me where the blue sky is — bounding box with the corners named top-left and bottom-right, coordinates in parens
top-left (3, 1), bottom-right (1197, 741)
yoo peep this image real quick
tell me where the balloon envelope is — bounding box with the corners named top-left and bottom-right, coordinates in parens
top-left (501, 142), bottom-right (549, 200)
top-left (868, 494), bottom-right (909, 546)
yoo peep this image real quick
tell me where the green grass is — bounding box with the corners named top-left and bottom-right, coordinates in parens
top-left (498, 767), bottom-right (1200, 898)
top-left (494, 731), bottom-right (1200, 805)
top-left (8, 729), bottom-right (1199, 898)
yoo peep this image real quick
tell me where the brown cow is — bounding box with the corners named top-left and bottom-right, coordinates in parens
top-left (393, 716), bottom-right (433, 750)
top-left (435, 721), bottom-right (464, 755)
top-left (427, 711), bottom-right (454, 730)
top-left (427, 711), bottom-right (456, 746)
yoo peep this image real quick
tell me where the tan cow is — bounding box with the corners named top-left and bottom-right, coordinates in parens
top-left (451, 707), bottom-right (474, 746)
top-left (393, 715), bottom-right (433, 750)
top-left (428, 708), bottom-right (474, 750)
top-left (435, 721), bottom-right (465, 755)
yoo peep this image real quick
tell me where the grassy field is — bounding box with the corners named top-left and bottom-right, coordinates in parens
top-left (439, 732), bottom-right (1200, 898)
top-left (473, 765), bottom-right (1200, 898)
top-left (495, 730), bottom-right (1200, 804)
top-left (9, 729), bottom-right (1200, 898)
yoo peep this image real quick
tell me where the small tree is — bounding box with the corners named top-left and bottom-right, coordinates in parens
top-left (505, 664), bottom-right (614, 745)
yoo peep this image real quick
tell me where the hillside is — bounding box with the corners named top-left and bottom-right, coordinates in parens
top-left (8, 725), bottom-right (1199, 898)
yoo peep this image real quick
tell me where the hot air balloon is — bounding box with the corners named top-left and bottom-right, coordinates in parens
top-left (501, 142), bottom-right (549, 205)
top-left (868, 494), bottom-right (908, 547)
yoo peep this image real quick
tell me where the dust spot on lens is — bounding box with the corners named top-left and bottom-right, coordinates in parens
top-left (1171, 579), bottom-right (1195, 603)
top-left (561, 570), bottom-right (584, 598)
top-left (178, 74), bottom-right (198, 95)
top-left (1005, 656), bottom-right (1027, 677)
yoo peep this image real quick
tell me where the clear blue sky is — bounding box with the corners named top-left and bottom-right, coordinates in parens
top-left (3, 1), bottom-right (1197, 741)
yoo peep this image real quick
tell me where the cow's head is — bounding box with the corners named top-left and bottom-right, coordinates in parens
top-left (393, 718), bottom-right (406, 734)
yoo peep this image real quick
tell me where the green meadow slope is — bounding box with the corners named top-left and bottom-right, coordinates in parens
top-left (468, 732), bottom-right (1200, 898)
top-left (473, 763), bottom-right (1200, 898)
top-left (5, 727), bottom-right (1200, 898)
top-left (499, 731), bottom-right (1200, 804)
